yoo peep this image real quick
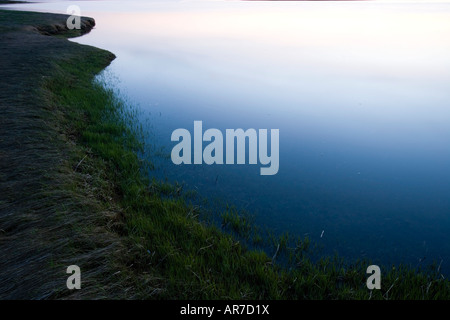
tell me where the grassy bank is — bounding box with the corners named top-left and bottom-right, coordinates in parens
top-left (0, 10), bottom-right (131, 299)
top-left (1, 10), bottom-right (449, 299)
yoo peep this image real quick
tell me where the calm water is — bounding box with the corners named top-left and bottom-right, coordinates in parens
top-left (7, 0), bottom-right (450, 273)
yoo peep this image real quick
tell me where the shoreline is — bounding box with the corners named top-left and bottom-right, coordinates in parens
top-left (0, 9), bottom-right (448, 299)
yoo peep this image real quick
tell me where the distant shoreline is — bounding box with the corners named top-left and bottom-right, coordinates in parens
top-left (0, 1), bottom-right (30, 4)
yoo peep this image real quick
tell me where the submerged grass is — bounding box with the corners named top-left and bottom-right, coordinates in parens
top-left (2, 9), bottom-right (449, 299)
